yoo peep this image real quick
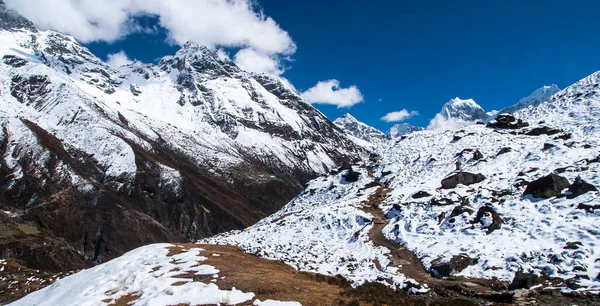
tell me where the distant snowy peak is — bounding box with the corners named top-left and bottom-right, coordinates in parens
top-left (439, 97), bottom-right (488, 122)
top-left (333, 113), bottom-right (387, 145)
top-left (386, 123), bottom-right (424, 139)
top-left (500, 84), bottom-right (561, 115)
top-left (0, 0), bottom-right (36, 31)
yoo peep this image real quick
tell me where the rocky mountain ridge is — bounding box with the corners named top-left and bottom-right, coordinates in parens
top-left (0, 5), bottom-right (364, 272)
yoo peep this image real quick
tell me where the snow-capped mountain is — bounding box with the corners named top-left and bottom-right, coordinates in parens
top-left (0, 4), bottom-right (363, 272)
top-left (386, 123), bottom-right (424, 139)
top-left (10, 69), bottom-right (600, 306)
top-left (4, 1), bottom-right (600, 304)
top-left (439, 97), bottom-right (488, 122)
top-left (498, 84), bottom-right (561, 115)
top-left (333, 113), bottom-right (388, 146)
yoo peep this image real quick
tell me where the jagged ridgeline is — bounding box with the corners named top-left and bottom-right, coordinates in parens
top-left (0, 4), bottom-right (365, 271)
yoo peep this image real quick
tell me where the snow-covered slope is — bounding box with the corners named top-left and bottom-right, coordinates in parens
top-left (0, 5), bottom-right (363, 271)
top-left (499, 84), bottom-right (561, 115)
top-left (207, 70), bottom-right (600, 294)
top-left (386, 123), bottom-right (424, 139)
top-left (333, 113), bottom-right (387, 147)
top-left (9, 244), bottom-right (300, 306)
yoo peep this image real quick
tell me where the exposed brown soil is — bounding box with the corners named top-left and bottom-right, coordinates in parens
top-left (169, 244), bottom-right (345, 305)
top-left (0, 258), bottom-right (74, 304)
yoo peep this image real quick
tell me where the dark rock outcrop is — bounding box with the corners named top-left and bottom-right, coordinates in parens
top-left (496, 147), bottom-right (512, 156)
top-left (508, 271), bottom-right (539, 290)
top-left (566, 176), bottom-right (598, 199)
top-left (473, 150), bottom-right (484, 160)
top-left (472, 206), bottom-right (503, 234)
top-left (412, 191), bottom-right (432, 199)
top-left (577, 203), bottom-right (600, 213)
top-left (3, 54), bottom-right (27, 68)
top-left (564, 241), bottom-right (583, 250)
top-left (522, 173), bottom-right (570, 199)
top-left (487, 114), bottom-right (529, 129)
top-left (450, 205), bottom-right (474, 218)
top-left (343, 167), bottom-right (361, 183)
top-left (525, 126), bottom-right (562, 136)
top-left (431, 254), bottom-right (476, 277)
top-left (441, 172), bottom-right (486, 189)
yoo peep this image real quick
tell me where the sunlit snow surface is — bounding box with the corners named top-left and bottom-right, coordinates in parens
top-left (209, 72), bottom-right (600, 293)
top-left (9, 244), bottom-right (256, 306)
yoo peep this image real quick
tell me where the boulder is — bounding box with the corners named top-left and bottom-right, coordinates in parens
top-left (577, 203), bottom-right (600, 213)
top-left (431, 254), bottom-right (476, 277)
top-left (412, 191), bottom-right (432, 199)
top-left (449, 205), bottom-right (474, 218)
top-left (566, 278), bottom-right (581, 290)
top-left (496, 147), bottom-right (512, 156)
top-left (472, 206), bottom-right (504, 234)
top-left (437, 212), bottom-right (446, 224)
top-left (487, 114), bottom-right (529, 129)
top-left (473, 150), bottom-right (484, 160)
top-left (564, 241), bottom-right (583, 249)
top-left (526, 126), bottom-right (563, 136)
top-left (441, 172), bottom-right (486, 189)
top-left (343, 167), bottom-right (361, 183)
top-left (508, 271), bottom-right (539, 290)
top-left (566, 176), bottom-right (597, 199)
top-left (522, 173), bottom-right (570, 199)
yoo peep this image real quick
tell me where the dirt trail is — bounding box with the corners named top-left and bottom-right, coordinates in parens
top-left (361, 184), bottom-right (511, 298)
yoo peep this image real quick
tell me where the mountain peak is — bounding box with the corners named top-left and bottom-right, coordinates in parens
top-left (439, 97), bottom-right (488, 121)
top-left (337, 113), bottom-right (358, 123)
top-left (386, 123), bottom-right (424, 139)
top-left (159, 41), bottom-right (241, 76)
top-left (0, 1), bottom-right (37, 31)
top-left (333, 114), bottom-right (387, 145)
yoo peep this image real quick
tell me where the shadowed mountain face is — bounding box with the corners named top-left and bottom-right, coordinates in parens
top-left (0, 8), bottom-right (365, 271)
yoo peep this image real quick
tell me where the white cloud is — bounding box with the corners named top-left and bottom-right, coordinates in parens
top-left (301, 80), bottom-right (363, 108)
top-left (381, 110), bottom-right (419, 122)
top-left (106, 50), bottom-right (133, 67)
top-left (427, 114), bottom-right (474, 130)
top-left (6, 0), bottom-right (295, 74)
top-left (233, 48), bottom-right (282, 75)
top-left (215, 48), bottom-right (230, 60)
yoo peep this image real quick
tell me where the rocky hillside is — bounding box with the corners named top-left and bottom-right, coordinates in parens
top-left (0, 4), bottom-right (363, 272)
top-left (206, 70), bottom-right (600, 300)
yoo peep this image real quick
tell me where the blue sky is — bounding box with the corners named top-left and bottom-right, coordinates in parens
top-left (10, 0), bottom-right (600, 132)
